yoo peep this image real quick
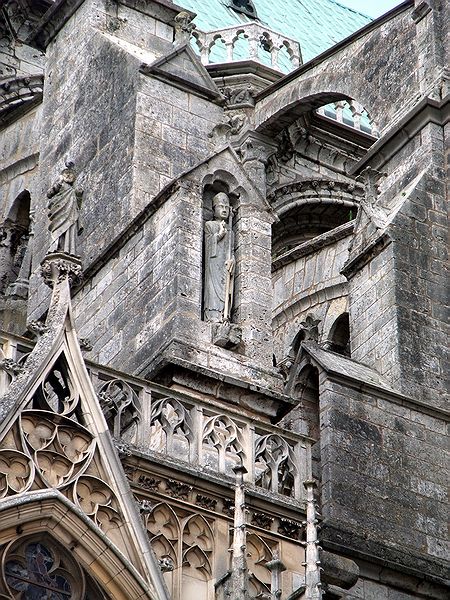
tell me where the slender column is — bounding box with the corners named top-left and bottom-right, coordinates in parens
top-left (229, 465), bottom-right (249, 600)
top-left (301, 480), bottom-right (322, 600)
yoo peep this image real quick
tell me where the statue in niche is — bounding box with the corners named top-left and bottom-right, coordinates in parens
top-left (47, 161), bottom-right (83, 255)
top-left (203, 192), bottom-right (235, 324)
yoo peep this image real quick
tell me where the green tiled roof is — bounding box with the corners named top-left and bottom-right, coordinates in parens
top-left (179, 0), bottom-right (372, 63)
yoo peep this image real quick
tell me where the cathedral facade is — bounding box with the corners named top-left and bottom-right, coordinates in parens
top-left (0, 1), bottom-right (448, 599)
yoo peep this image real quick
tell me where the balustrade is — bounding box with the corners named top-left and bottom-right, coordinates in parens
top-left (0, 332), bottom-right (312, 502)
top-left (316, 100), bottom-right (379, 137)
top-left (191, 23), bottom-right (301, 73)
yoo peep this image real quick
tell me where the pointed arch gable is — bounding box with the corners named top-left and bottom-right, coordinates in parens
top-left (0, 491), bottom-right (152, 600)
top-left (0, 260), bottom-right (169, 600)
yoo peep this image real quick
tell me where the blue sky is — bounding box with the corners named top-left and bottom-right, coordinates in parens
top-left (336, 1), bottom-right (404, 18)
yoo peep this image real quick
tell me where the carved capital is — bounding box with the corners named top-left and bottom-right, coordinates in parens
top-left (41, 252), bottom-right (82, 288)
top-left (222, 85), bottom-right (257, 108)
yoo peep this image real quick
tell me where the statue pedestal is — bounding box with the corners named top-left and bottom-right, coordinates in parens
top-left (212, 322), bottom-right (242, 350)
top-left (40, 252), bottom-right (83, 288)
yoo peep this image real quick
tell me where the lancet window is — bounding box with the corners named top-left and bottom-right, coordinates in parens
top-left (254, 434), bottom-right (297, 496)
top-left (0, 535), bottom-right (107, 599)
top-left (202, 414), bottom-right (245, 474)
top-left (149, 396), bottom-right (192, 457)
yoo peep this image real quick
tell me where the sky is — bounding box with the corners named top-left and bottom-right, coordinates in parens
top-left (336, 0), bottom-right (405, 18)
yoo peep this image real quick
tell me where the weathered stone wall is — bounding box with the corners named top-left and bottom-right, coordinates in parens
top-left (134, 75), bottom-right (222, 199)
top-left (0, 104), bottom-right (41, 218)
top-left (73, 175), bottom-right (279, 389)
top-left (320, 376), bottom-right (449, 584)
top-left (272, 234), bottom-right (350, 361)
top-left (27, 0), bottom-right (225, 322)
top-left (348, 121), bottom-right (448, 408)
top-left (348, 242), bottom-right (400, 385)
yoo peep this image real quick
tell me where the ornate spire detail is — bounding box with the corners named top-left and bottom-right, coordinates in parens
top-left (301, 480), bottom-right (322, 600)
top-left (266, 552), bottom-right (286, 600)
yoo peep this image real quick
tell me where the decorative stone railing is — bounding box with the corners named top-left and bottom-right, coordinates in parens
top-left (0, 332), bottom-right (313, 502)
top-left (316, 100), bottom-right (379, 137)
top-left (192, 23), bottom-right (301, 73)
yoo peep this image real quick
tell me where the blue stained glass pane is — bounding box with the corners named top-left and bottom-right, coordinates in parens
top-left (5, 543), bottom-right (72, 599)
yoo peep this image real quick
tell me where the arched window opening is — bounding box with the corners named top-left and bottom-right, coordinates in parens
top-left (0, 534), bottom-right (108, 599)
top-left (292, 365), bottom-right (320, 440)
top-left (328, 313), bottom-right (351, 356)
top-left (0, 190), bottom-right (31, 295)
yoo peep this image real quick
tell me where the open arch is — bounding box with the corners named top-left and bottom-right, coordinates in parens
top-left (327, 312), bottom-right (351, 356)
top-left (255, 5), bottom-right (417, 136)
top-left (1, 190), bottom-right (31, 295)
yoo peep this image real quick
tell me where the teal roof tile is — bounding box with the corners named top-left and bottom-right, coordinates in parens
top-left (179, 0), bottom-right (372, 64)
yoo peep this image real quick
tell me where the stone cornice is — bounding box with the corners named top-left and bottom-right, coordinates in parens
top-left (350, 95), bottom-right (450, 174)
top-left (0, 75), bottom-right (43, 128)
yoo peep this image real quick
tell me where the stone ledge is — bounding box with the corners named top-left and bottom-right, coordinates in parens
top-left (322, 521), bottom-right (450, 588)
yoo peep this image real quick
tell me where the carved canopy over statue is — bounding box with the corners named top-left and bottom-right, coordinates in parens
top-left (203, 192), bottom-right (235, 323)
top-left (47, 161), bottom-right (83, 255)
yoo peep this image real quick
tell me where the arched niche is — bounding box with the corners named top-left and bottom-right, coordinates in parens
top-left (327, 312), bottom-right (351, 356)
top-left (0, 190), bottom-right (31, 295)
top-left (269, 179), bottom-right (360, 258)
top-left (201, 171), bottom-right (243, 326)
top-left (292, 364), bottom-right (320, 440)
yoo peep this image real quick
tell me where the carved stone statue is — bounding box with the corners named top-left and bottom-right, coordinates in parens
top-left (203, 192), bottom-right (235, 323)
top-left (47, 161), bottom-right (83, 255)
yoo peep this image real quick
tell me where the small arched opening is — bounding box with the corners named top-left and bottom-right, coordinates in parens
top-left (1, 190), bottom-right (31, 294)
top-left (327, 312), bottom-right (351, 356)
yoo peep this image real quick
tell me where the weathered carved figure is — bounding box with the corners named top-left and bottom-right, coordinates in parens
top-left (203, 192), bottom-right (235, 323)
top-left (47, 162), bottom-right (83, 255)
